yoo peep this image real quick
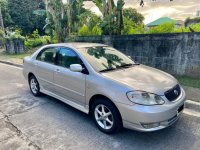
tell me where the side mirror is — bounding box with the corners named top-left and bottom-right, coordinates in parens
top-left (70, 64), bottom-right (83, 72)
top-left (128, 56), bottom-right (132, 59)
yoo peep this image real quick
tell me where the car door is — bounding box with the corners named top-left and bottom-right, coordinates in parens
top-left (54, 47), bottom-right (86, 106)
top-left (34, 47), bottom-right (57, 93)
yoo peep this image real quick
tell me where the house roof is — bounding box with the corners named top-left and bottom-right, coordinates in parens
top-left (147, 17), bottom-right (176, 27)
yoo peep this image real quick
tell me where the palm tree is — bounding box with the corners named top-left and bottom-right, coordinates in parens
top-left (89, 0), bottom-right (124, 35)
top-left (0, 6), bottom-right (4, 32)
top-left (44, 0), bottom-right (66, 42)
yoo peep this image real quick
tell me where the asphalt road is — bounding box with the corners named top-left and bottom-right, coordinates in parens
top-left (0, 63), bottom-right (200, 150)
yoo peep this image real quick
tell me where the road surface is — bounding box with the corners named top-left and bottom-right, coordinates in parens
top-left (0, 63), bottom-right (200, 150)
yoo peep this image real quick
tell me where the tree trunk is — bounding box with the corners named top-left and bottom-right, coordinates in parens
top-left (0, 7), bottom-right (5, 32)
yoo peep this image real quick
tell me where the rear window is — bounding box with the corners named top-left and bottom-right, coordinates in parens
top-left (36, 48), bottom-right (57, 64)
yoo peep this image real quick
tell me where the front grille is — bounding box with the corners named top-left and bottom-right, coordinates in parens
top-left (165, 84), bottom-right (181, 101)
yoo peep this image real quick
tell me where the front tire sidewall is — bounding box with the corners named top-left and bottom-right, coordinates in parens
top-left (29, 76), bottom-right (40, 96)
top-left (92, 99), bottom-right (122, 134)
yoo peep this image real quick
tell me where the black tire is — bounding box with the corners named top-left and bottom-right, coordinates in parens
top-left (29, 75), bottom-right (41, 96)
top-left (91, 99), bottom-right (122, 134)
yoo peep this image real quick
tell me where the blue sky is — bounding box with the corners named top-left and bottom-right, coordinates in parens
top-left (63, 0), bottom-right (200, 24)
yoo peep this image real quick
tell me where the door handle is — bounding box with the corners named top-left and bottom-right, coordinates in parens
top-left (55, 68), bottom-right (60, 73)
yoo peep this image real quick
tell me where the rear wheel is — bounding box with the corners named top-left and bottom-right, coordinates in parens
top-left (29, 75), bottom-right (41, 96)
top-left (91, 99), bottom-right (122, 134)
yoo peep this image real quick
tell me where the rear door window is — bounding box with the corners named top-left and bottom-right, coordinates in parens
top-left (36, 47), bottom-right (57, 64)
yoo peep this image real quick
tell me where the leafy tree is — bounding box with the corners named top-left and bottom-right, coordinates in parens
top-left (0, 0), bottom-right (12, 29)
top-left (122, 17), bottom-right (145, 35)
top-left (122, 17), bottom-right (135, 35)
top-left (92, 0), bottom-right (125, 35)
top-left (7, 0), bottom-right (46, 35)
top-left (78, 10), bottom-right (102, 30)
top-left (123, 8), bottom-right (144, 26)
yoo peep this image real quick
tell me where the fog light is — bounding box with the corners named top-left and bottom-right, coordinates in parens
top-left (141, 123), bottom-right (160, 129)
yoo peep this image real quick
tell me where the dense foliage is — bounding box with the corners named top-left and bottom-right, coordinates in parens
top-left (6, 0), bottom-right (46, 35)
top-left (0, 0), bottom-right (199, 50)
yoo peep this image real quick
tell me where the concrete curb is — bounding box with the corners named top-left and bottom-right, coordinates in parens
top-left (185, 100), bottom-right (200, 113)
top-left (0, 60), bottom-right (23, 68)
top-left (0, 60), bottom-right (200, 113)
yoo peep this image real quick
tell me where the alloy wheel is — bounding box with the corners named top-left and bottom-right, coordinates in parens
top-left (30, 78), bottom-right (38, 94)
top-left (94, 104), bottom-right (114, 130)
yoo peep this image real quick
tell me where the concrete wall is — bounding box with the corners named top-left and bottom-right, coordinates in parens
top-left (5, 38), bottom-right (25, 54)
top-left (72, 33), bottom-right (200, 78)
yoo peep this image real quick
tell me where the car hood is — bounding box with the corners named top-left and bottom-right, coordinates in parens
top-left (102, 65), bottom-right (178, 95)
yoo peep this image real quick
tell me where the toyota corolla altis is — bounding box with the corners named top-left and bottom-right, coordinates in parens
top-left (23, 43), bottom-right (186, 134)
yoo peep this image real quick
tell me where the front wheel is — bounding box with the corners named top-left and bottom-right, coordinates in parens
top-left (29, 75), bottom-right (41, 96)
top-left (91, 99), bottom-right (122, 134)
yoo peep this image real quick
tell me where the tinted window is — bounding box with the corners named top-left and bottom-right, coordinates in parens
top-left (36, 48), bottom-right (57, 64)
top-left (57, 47), bottom-right (81, 68)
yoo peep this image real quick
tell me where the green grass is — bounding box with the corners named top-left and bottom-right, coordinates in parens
top-left (0, 52), bottom-right (31, 59)
top-left (0, 47), bottom-right (38, 64)
top-left (0, 47), bottom-right (38, 60)
top-left (175, 75), bottom-right (200, 89)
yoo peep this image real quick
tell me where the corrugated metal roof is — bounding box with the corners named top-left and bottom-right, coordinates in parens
top-left (147, 17), bottom-right (176, 26)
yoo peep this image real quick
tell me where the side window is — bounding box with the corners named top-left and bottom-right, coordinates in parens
top-left (36, 48), bottom-right (57, 64)
top-left (57, 47), bottom-right (81, 68)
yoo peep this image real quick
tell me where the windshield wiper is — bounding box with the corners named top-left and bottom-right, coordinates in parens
top-left (117, 63), bottom-right (139, 69)
top-left (99, 68), bottom-right (116, 72)
top-left (99, 63), bottom-right (140, 72)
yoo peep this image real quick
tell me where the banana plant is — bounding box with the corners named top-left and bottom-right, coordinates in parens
top-left (90, 0), bottom-right (124, 35)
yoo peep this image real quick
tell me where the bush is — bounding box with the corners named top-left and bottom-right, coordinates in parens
top-left (91, 26), bottom-right (102, 36)
top-left (78, 25), bottom-right (91, 36)
top-left (25, 30), bottom-right (50, 50)
top-left (190, 23), bottom-right (200, 32)
top-left (25, 36), bottom-right (50, 49)
top-left (32, 29), bottom-right (40, 39)
top-left (122, 17), bottom-right (145, 35)
top-left (174, 27), bottom-right (190, 33)
top-left (147, 23), bottom-right (175, 34)
top-left (7, 28), bottom-right (25, 40)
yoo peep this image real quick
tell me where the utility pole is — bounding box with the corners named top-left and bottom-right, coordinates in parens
top-left (0, 6), bottom-right (5, 33)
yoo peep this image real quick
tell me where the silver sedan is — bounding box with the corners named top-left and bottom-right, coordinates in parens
top-left (23, 43), bottom-right (186, 134)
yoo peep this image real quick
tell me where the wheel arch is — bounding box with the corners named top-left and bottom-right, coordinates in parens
top-left (89, 94), bottom-right (123, 122)
top-left (28, 72), bottom-right (35, 80)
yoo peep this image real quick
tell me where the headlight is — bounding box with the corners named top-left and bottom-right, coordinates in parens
top-left (126, 91), bottom-right (165, 105)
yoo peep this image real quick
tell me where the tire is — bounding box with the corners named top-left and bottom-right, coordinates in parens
top-left (29, 75), bottom-right (41, 96)
top-left (91, 99), bottom-right (122, 134)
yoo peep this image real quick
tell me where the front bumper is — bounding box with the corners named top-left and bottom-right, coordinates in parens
top-left (117, 88), bottom-right (186, 132)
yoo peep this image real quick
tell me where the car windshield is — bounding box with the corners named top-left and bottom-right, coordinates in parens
top-left (78, 46), bottom-right (136, 72)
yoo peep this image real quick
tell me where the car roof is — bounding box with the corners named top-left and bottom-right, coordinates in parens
top-left (44, 42), bottom-right (107, 49)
